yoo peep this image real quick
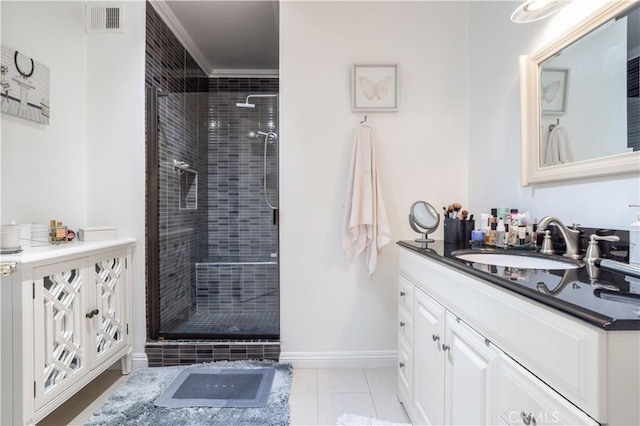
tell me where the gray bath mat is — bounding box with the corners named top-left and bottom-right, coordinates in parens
top-left (155, 367), bottom-right (275, 408)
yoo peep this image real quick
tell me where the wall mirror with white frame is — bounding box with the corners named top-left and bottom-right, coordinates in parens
top-left (519, 1), bottom-right (640, 186)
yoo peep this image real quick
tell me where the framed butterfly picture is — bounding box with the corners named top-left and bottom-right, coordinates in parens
top-left (540, 68), bottom-right (568, 115)
top-left (351, 64), bottom-right (398, 112)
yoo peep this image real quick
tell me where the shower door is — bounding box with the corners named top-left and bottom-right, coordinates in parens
top-left (147, 78), bottom-right (279, 340)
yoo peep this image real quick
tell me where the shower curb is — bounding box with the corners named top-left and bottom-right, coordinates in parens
top-left (145, 340), bottom-right (281, 367)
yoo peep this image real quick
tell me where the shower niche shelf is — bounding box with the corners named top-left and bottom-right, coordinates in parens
top-left (173, 159), bottom-right (197, 211)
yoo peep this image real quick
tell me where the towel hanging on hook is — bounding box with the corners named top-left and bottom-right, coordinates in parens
top-left (549, 118), bottom-right (560, 132)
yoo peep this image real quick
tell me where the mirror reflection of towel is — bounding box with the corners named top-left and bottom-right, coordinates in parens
top-left (342, 124), bottom-right (392, 276)
top-left (545, 126), bottom-right (573, 166)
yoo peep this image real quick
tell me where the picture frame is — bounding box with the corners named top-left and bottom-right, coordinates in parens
top-left (1, 45), bottom-right (51, 124)
top-left (540, 68), bottom-right (568, 115)
top-left (351, 64), bottom-right (398, 112)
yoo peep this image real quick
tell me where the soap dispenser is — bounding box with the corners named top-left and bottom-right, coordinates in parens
top-left (630, 204), bottom-right (640, 266)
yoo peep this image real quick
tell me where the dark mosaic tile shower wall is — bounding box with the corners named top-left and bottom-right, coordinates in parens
top-left (145, 3), bottom-right (209, 333)
top-left (207, 78), bottom-right (279, 259)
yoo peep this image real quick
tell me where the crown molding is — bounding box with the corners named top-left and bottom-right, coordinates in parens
top-left (149, 0), bottom-right (212, 76)
top-left (209, 68), bottom-right (279, 78)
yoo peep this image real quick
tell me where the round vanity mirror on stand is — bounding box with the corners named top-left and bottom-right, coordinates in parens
top-left (409, 201), bottom-right (440, 243)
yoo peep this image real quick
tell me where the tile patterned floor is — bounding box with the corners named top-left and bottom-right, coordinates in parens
top-left (290, 367), bottom-right (411, 425)
top-left (37, 366), bottom-right (410, 425)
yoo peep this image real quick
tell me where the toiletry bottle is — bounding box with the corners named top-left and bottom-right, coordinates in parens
top-left (489, 221), bottom-right (497, 245)
top-left (630, 205), bottom-right (640, 266)
top-left (50, 220), bottom-right (68, 244)
top-left (496, 219), bottom-right (506, 248)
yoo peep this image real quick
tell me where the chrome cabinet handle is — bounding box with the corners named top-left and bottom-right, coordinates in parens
top-left (442, 344), bottom-right (450, 351)
top-left (432, 334), bottom-right (440, 342)
top-left (85, 309), bottom-right (99, 319)
top-left (399, 321), bottom-right (405, 327)
top-left (399, 362), bottom-right (405, 368)
top-left (521, 412), bottom-right (536, 425)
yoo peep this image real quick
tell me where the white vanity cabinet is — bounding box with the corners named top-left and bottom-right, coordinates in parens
top-left (0, 239), bottom-right (135, 425)
top-left (404, 284), bottom-right (499, 426)
top-left (398, 247), bottom-right (609, 426)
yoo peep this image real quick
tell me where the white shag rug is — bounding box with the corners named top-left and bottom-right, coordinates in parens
top-left (336, 413), bottom-right (412, 426)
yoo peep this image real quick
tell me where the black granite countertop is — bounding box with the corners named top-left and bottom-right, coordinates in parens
top-left (398, 240), bottom-right (640, 331)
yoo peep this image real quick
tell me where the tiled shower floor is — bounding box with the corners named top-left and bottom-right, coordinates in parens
top-left (162, 311), bottom-right (279, 335)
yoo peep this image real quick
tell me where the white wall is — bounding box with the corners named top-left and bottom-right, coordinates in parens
top-left (468, 0), bottom-right (640, 229)
top-left (279, 1), bottom-right (469, 365)
top-left (1, 1), bottom-right (147, 365)
top-left (1, 2), bottom-right (88, 228)
top-left (86, 1), bottom-right (146, 367)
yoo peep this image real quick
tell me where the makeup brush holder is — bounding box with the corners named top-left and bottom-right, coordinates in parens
top-left (460, 219), bottom-right (475, 243)
top-left (444, 218), bottom-right (475, 244)
top-left (444, 218), bottom-right (460, 243)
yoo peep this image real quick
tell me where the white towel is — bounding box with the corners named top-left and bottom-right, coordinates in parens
top-left (342, 124), bottom-right (392, 275)
top-left (545, 126), bottom-right (573, 166)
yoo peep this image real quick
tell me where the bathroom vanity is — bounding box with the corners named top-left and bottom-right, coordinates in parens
top-left (0, 239), bottom-right (135, 425)
top-left (397, 241), bottom-right (640, 426)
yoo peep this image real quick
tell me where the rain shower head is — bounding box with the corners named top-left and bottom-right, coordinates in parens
top-left (236, 93), bottom-right (277, 109)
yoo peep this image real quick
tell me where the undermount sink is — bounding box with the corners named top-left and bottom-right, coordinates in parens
top-left (452, 249), bottom-right (584, 270)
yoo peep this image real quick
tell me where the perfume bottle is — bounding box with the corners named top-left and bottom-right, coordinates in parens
top-left (50, 219), bottom-right (68, 244)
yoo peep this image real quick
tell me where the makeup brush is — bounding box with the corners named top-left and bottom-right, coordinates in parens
top-left (460, 210), bottom-right (468, 220)
top-left (452, 202), bottom-right (462, 219)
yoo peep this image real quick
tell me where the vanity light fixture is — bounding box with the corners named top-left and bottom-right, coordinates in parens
top-left (511, 0), bottom-right (570, 23)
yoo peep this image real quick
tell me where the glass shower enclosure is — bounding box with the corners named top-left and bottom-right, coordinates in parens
top-left (146, 78), bottom-right (279, 339)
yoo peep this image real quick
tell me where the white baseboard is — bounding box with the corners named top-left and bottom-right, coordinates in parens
top-left (279, 350), bottom-right (397, 368)
top-left (131, 352), bottom-right (149, 370)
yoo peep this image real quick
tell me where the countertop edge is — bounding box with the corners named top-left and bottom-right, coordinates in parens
top-left (397, 241), bottom-right (628, 331)
top-left (0, 238), bottom-right (137, 265)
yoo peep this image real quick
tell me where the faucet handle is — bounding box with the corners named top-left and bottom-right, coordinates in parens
top-left (570, 223), bottom-right (581, 231)
top-left (586, 234), bottom-right (620, 264)
top-left (590, 234), bottom-right (620, 243)
top-left (540, 230), bottom-right (554, 255)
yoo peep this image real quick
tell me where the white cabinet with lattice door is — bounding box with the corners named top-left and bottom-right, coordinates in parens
top-left (0, 239), bottom-right (135, 426)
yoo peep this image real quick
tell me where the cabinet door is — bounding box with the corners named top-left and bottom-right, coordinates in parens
top-left (444, 312), bottom-right (499, 425)
top-left (89, 251), bottom-right (129, 368)
top-left (33, 259), bottom-right (90, 410)
top-left (494, 353), bottom-right (598, 426)
top-left (413, 288), bottom-right (446, 426)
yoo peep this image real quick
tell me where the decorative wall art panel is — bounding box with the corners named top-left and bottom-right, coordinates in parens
top-left (1, 45), bottom-right (50, 124)
top-left (351, 64), bottom-right (399, 112)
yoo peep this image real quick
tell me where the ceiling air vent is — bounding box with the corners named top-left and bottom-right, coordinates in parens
top-left (86, 3), bottom-right (124, 33)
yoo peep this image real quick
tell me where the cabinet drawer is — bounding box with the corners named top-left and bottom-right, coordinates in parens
top-left (398, 275), bottom-right (414, 314)
top-left (398, 336), bottom-right (413, 404)
top-left (494, 353), bottom-right (598, 426)
top-left (398, 305), bottom-right (413, 347)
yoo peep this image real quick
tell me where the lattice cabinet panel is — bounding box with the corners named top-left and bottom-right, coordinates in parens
top-left (93, 255), bottom-right (127, 363)
top-left (33, 259), bottom-right (90, 410)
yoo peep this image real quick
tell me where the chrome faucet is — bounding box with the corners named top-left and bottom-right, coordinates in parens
top-left (537, 216), bottom-right (582, 260)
